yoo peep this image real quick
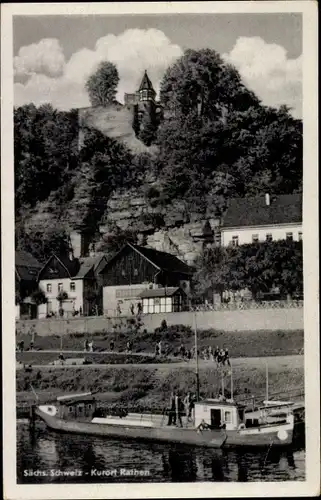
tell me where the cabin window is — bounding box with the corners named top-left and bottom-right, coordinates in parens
top-left (252, 234), bottom-right (259, 243)
top-left (58, 283), bottom-right (63, 292)
top-left (87, 404), bottom-right (92, 410)
top-left (134, 268), bottom-right (138, 276)
top-left (69, 406), bottom-right (73, 413)
top-left (224, 411), bottom-right (232, 424)
top-left (70, 282), bottom-right (76, 292)
top-left (47, 283), bottom-right (52, 293)
top-left (298, 232), bottom-right (303, 241)
top-left (266, 233), bottom-right (273, 242)
top-left (286, 232), bottom-right (293, 241)
top-left (78, 406), bottom-right (83, 413)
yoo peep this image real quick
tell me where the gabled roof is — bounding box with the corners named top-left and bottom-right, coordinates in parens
top-left (38, 254), bottom-right (80, 280)
top-left (73, 255), bottom-right (107, 279)
top-left (130, 244), bottom-right (194, 275)
top-left (221, 194), bottom-right (302, 229)
top-left (140, 287), bottom-right (185, 298)
top-left (15, 250), bottom-right (42, 281)
top-left (138, 70), bottom-right (155, 93)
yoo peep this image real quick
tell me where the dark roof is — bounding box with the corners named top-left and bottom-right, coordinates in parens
top-left (16, 251), bottom-right (42, 269)
top-left (138, 70), bottom-right (155, 92)
top-left (221, 194), bottom-right (302, 228)
top-left (74, 255), bottom-right (106, 279)
top-left (130, 244), bottom-right (194, 276)
top-left (140, 287), bottom-right (184, 298)
top-left (56, 255), bottom-right (80, 277)
top-left (15, 251), bottom-right (42, 281)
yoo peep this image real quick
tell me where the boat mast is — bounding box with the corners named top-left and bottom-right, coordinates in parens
top-left (230, 366), bottom-right (233, 401)
top-left (265, 361), bottom-right (269, 402)
top-left (194, 312), bottom-right (200, 401)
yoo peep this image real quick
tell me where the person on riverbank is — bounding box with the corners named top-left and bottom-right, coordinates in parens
top-left (130, 303), bottom-right (135, 315)
top-left (84, 340), bottom-right (89, 352)
top-left (224, 348), bottom-right (231, 366)
top-left (175, 394), bottom-right (183, 427)
top-left (167, 392), bottom-right (176, 426)
top-left (137, 302), bottom-right (143, 316)
top-left (110, 340), bottom-right (114, 351)
top-left (184, 392), bottom-right (193, 422)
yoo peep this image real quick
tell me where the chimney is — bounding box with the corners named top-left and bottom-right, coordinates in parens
top-left (69, 230), bottom-right (82, 258)
top-left (265, 193), bottom-right (270, 206)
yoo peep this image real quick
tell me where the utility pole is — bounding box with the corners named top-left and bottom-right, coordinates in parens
top-left (194, 312), bottom-right (200, 401)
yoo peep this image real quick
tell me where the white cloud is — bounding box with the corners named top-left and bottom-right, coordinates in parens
top-left (223, 36), bottom-right (302, 118)
top-left (14, 29), bottom-right (182, 110)
top-left (14, 38), bottom-right (65, 77)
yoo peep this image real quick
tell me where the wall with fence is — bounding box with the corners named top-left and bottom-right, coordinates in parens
top-left (16, 305), bottom-right (303, 337)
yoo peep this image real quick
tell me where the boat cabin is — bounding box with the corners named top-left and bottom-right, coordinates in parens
top-left (56, 392), bottom-right (97, 420)
top-left (194, 399), bottom-right (243, 431)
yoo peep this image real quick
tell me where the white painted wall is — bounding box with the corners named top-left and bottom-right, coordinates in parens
top-left (221, 223), bottom-right (302, 246)
top-left (38, 278), bottom-right (83, 318)
top-left (103, 284), bottom-right (150, 316)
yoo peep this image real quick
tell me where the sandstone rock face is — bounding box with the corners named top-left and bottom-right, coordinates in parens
top-left (98, 188), bottom-right (218, 265)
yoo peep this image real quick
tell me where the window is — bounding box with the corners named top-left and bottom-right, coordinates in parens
top-left (231, 236), bottom-right (239, 247)
top-left (252, 234), bottom-right (259, 243)
top-left (121, 269), bottom-right (126, 277)
top-left (134, 268), bottom-right (138, 276)
top-left (46, 283), bottom-right (52, 293)
top-left (70, 282), bottom-right (76, 292)
top-left (286, 232), bottom-right (293, 241)
top-left (266, 233), bottom-right (273, 242)
top-left (298, 232), bottom-right (303, 241)
top-left (224, 411), bottom-right (232, 424)
top-left (154, 298), bottom-right (160, 305)
top-left (58, 283), bottom-right (63, 292)
top-left (69, 406), bottom-right (73, 413)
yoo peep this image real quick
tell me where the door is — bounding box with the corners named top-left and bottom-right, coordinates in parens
top-left (210, 409), bottom-right (221, 429)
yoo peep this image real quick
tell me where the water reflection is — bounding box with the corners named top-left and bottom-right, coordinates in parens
top-left (17, 423), bottom-right (305, 483)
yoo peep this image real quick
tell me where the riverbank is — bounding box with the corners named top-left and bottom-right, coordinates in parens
top-left (17, 354), bottom-right (304, 411)
top-left (16, 328), bottom-right (304, 358)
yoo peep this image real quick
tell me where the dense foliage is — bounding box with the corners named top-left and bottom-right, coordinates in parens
top-left (193, 241), bottom-right (303, 299)
top-left (157, 49), bottom-right (302, 213)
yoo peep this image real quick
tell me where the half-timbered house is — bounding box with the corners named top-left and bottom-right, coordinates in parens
top-left (99, 243), bottom-right (194, 316)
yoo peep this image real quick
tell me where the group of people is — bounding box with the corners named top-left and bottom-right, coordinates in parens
top-left (16, 340), bottom-right (34, 352)
top-left (167, 391), bottom-right (196, 427)
top-left (117, 302), bottom-right (143, 317)
top-left (176, 344), bottom-right (231, 366)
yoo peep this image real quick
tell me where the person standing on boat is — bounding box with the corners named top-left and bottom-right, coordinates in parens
top-left (224, 348), bottom-right (231, 366)
top-left (167, 392), bottom-right (176, 426)
top-left (184, 392), bottom-right (193, 422)
top-left (110, 339), bottom-right (114, 352)
top-left (175, 394), bottom-right (183, 427)
top-left (130, 303), bottom-right (135, 315)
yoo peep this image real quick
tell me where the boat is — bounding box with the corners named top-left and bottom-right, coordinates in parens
top-left (34, 390), bottom-right (303, 449)
top-left (34, 313), bottom-right (304, 449)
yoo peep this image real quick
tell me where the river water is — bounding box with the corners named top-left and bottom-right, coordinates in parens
top-left (17, 421), bottom-right (305, 483)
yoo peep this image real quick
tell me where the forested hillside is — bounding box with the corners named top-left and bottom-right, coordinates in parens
top-left (15, 49), bottom-right (302, 264)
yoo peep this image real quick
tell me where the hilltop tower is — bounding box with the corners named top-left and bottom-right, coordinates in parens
top-left (124, 70), bottom-right (163, 144)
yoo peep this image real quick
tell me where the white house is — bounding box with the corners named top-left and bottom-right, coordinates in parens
top-left (220, 193), bottom-right (302, 247)
top-left (38, 254), bottom-right (107, 318)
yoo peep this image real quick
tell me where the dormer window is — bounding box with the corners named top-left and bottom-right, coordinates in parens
top-left (141, 90), bottom-right (148, 100)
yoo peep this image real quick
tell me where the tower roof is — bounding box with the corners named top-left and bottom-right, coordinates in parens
top-left (138, 70), bottom-right (155, 92)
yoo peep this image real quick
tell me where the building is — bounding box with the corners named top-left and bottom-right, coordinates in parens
top-left (220, 193), bottom-right (302, 246)
top-left (124, 70), bottom-right (163, 137)
top-left (140, 287), bottom-right (188, 314)
top-left (99, 243), bottom-right (194, 316)
top-left (15, 250), bottom-right (42, 319)
top-left (38, 254), bottom-right (107, 318)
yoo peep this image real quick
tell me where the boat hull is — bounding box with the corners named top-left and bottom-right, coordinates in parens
top-left (35, 408), bottom-right (295, 448)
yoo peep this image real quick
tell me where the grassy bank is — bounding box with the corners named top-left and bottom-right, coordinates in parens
top-left (16, 352), bottom-right (171, 366)
top-left (16, 327), bottom-right (304, 358)
top-left (16, 355), bottom-right (304, 411)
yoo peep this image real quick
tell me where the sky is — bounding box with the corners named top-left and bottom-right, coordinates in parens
top-left (13, 13), bottom-right (302, 117)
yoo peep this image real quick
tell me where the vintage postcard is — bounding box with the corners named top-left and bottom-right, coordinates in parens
top-left (1, 1), bottom-right (319, 498)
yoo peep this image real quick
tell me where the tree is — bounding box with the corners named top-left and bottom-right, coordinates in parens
top-left (30, 288), bottom-right (48, 305)
top-left (16, 224), bottom-right (70, 264)
top-left (194, 241), bottom-right (303, 300)
top-left (85, 61), bottom-right (119, 107)
top-left (160, 49), bottom-right (260, 119)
